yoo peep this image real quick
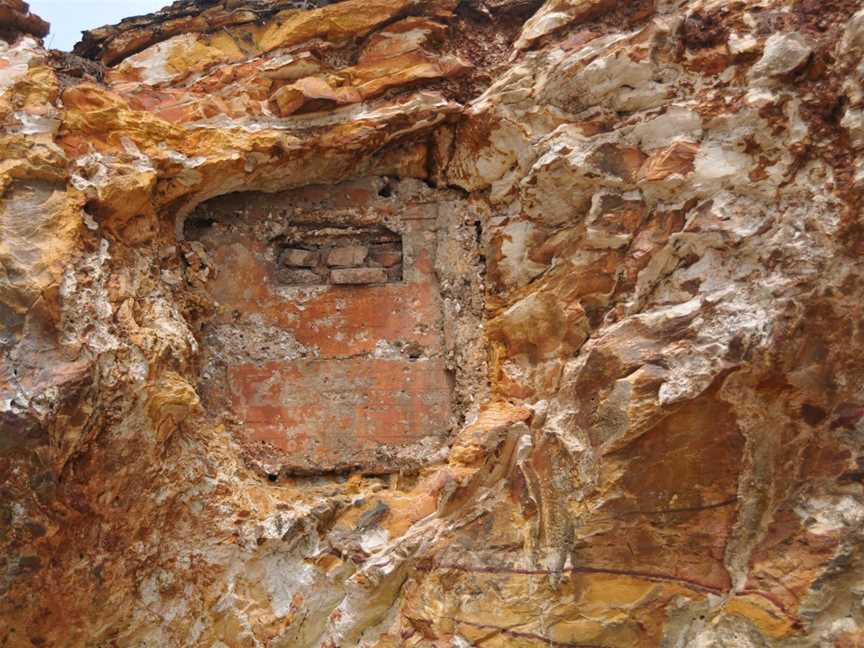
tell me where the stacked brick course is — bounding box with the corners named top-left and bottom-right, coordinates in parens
top-left (276, 226), bottom-right (403, 285)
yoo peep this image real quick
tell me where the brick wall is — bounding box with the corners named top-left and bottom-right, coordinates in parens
top-left (274, 224), bottom-right (403, 286)
top-left (185, 178), bottom-right (478, 475)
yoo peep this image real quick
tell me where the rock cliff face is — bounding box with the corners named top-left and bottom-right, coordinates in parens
top-left (2, 0), bottom-right (864, 645)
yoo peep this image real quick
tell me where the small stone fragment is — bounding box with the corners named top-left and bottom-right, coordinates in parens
top-left (638, 141), bottom-right (699, 182)
top-left (728, 32), bottom-right (759, 56)
top-left (751, 32), bottom-right (812, 78)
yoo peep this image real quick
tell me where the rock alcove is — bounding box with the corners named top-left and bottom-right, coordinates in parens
top-left (182, 177), bottom-right (484, 476)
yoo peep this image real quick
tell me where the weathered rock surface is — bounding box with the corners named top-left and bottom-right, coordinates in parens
top-left (0, 1), bottom-right (47, 40)
top-left (2, 0), bottom-right (864, 646)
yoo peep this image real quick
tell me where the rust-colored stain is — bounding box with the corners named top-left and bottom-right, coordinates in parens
top-left (227, 358), bottom-right (451, 468)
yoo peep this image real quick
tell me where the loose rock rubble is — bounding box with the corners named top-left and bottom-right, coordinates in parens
top-left (2, 0), bottom-right (864, 646)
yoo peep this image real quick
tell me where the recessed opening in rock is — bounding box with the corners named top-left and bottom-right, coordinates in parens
top-left (183, 178), bottom-right (482, 476)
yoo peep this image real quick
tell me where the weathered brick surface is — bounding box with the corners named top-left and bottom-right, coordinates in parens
top-left (205, 238), bottom-right (442, 357)
top-left (326, 244), bottom-right (368, 267)
top-left (227, 358), bottom-right (452, 472)
top-left (330, 267), bottom-right (388, 284)
top-left (280, 247), bottom-right (318, 267)
top-left (279, 268), bottom-right (320, 284)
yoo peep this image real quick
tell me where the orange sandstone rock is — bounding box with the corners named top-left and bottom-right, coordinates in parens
top-left (2, 0), bottom-right (864, 647)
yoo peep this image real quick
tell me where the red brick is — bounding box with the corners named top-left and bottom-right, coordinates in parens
top-left (330, 267), bottom-right (387, 284)
top-left (326, 245), bottom-right (368, 267)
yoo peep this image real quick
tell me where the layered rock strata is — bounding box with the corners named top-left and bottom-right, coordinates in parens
top-left (2, 0), bottom-right (864, 646)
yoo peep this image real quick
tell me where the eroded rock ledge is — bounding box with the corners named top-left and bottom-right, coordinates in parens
top-left (2, 0), bottom-right (864, 646)
top-left (0, 0), bottom-right (46, 40)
